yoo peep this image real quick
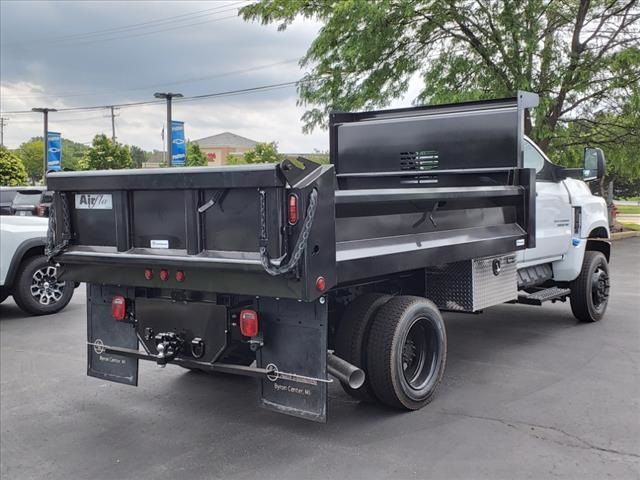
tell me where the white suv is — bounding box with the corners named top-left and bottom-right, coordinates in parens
top-left (0, 216), bottom-right (74, 315)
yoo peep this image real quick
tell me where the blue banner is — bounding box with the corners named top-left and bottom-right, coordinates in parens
top-left (171, 121), bottom-right (186, 166)
top-left (47, 131), bottom-right (62, 171)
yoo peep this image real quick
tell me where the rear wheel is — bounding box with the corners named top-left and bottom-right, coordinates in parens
top-left (0, 287), bottom-right (8, 304)
top-left (570, 250), bottom-right (610, 322)
top-left (367, 296), bottom-right (447, 410)
top-left (335, 293), bottom-right (390, 402)
top-left (13, 255), bottom-right (74, 316)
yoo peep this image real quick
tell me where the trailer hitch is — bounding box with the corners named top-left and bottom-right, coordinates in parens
top-left (154, 332), bottom-right (183, 367)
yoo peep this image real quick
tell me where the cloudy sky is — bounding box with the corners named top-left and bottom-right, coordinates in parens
top-left (1, 1), bottom-right (421, 153)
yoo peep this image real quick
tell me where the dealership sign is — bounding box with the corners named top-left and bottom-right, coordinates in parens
top-left (47, 131), bottom-right (62, 171)
top-left (171, 121), bottom-right (186, 166)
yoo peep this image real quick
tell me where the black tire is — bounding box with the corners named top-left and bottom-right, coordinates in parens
top-left (335, 293), bottom-right (391, 402)
top-left (0, 288), bottom-right (8, 304)
top-left (570, 250), bottom-right (610, 322)
top-left (367, 296), bottom-right (447, 410)
top-left (12, 255), bottom-right (74, 316)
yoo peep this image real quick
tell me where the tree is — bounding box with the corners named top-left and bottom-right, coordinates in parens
top-left (130, 145), bottom-right (148, 168)
top-left (186, 141), bottom-right (207, 166)
top-left (241, 0), bottom-right (640, 152)
top-left (79, 134), bottom-right (133, 170)
top-left (227, 142), bottom-right (284, 165)
top-left (17, 137), bottom-right (88, 182)
top-left (61, 138), bottom-right (89, 170)
top-left (18, 138), bottom-right (44, 183)
top-left (0, 146), bottom-right (28, 186)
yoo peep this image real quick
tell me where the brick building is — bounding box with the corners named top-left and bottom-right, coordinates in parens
top-left (192, 132), bottom-right (258, 166)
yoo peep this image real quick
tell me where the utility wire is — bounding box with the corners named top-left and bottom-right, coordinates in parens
top-left (2, 58), bottom-right (300, 101)
top-left (3, 2), bottom-right (249, 47)
top-left (1, 79), bottom-right (312, 115)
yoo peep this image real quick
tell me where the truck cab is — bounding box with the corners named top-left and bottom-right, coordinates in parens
top-left (518, 137), bottom-right (610, 321)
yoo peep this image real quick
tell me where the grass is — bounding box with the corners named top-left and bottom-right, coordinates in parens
top-left (616, 205), bottom-right (640, 215)
top-left (620, 222), bottom-right (640, 232)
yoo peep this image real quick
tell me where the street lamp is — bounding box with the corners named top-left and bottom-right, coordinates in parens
top-left (32, 107), bottom-right (57, 185)
top-left (154, 92), bottom-right (183, 167)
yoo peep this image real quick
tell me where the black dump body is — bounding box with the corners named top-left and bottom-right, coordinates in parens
top-left (46, 93), bottom-right (538, 422)
top-left (48, 93), bottom-right (537, 300)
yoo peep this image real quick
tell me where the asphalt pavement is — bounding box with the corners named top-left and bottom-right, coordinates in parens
top-left (1, 239), bottom-right (639, 480)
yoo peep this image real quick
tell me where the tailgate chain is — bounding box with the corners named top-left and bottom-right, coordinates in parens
top-left (46, 192), bottom-right (71, 261)
top-left (259, 188), bottom-right (318, 276)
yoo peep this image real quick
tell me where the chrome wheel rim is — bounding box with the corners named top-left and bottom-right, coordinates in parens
top-left (31, 265), bottom-right (65, 305)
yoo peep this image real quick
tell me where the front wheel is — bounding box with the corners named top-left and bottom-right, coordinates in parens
top-left (570, 250), bottom-right (610, 323)
top-left (12, 255), bottom-right (74, 316)
top-left (366, 296), bottom-right (447, 410)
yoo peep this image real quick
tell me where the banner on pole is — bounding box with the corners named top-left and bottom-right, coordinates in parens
top-left (171, 121), bottom-right (186, 166)
top-left (47, 131), bottom-right (62, 171)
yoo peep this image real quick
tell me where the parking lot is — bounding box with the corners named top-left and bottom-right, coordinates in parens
top-left (1, 238), bottom-right (638, 480)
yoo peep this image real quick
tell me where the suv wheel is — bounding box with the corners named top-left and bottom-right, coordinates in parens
top-left (13, 255), bottom-right (74, 316)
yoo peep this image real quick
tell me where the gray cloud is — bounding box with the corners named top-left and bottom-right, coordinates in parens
top-left (1, 1), bottom-right (327, 151)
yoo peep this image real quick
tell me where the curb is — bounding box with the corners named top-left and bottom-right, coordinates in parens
top-left (611, 231), bottom-right (640, 240)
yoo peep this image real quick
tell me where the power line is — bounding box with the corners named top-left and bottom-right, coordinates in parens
top-left (1, 79), bottom-right (310, 115)
top-left (2, 58), bottom-right (300, 101)
top-left (4, 2), bottom-right (249, 48)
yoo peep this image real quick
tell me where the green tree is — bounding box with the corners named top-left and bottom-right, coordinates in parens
top-left (18, 138), bottom-right (44, 183)
top-left (186, 141), bottom-right (207, 166)
top-left (61, 138), bottom-right (89, 170)
top-left (228, 142), bottom-right (284, 165)
top-left (0, 146), bottom-right (28, 186)
top-left (17, 137), bottom-right (88, 181)
top-left (241, 0), bottom-right (640, 152)
top-left (130, 145), bottom-right (148, 168)
top-left (80, 134), bottom-right (133, 170)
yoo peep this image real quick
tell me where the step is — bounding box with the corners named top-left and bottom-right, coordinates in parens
top-left (518, 286), bottom-right (571, 306)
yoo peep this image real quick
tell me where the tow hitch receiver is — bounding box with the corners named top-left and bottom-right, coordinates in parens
top-left (154, 332), bottom-right (183, 367)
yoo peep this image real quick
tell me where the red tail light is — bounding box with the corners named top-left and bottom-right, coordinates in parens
top-left (159, 269), bottom-right (169, 281)
top-left (239, 309), bottom-right (259, 337)
top-left (144, 268), bottom-right (153, 280)
top-left (175, 270), bottom-right (185, 282)
top-left (288, 194), bottom-right (299, 225)
top-left (315, 276), bottom-right (326, 292)
top-left (36, 205), bottom-right (47, 217)
top-left (111, 296), bottom-right (126, 321)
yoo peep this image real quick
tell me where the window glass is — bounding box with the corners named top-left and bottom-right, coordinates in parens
top-left (523, 140), bottom-right (545, 173)
top-left (12, 192), bottom-right (42, 205)
top-left (0, 190), bottom-right (17, 203)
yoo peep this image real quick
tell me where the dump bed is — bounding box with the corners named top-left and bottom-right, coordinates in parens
top-left (47, 93), bottom-right (537, 301)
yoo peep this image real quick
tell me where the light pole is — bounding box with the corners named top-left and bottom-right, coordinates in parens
top-left (154, 92), bottom-right (183, 166)
top-left (32, 107), bottom-right (57, 185)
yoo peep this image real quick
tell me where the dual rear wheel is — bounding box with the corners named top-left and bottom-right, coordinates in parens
top-left (336, 294), bottom-right (447, 410)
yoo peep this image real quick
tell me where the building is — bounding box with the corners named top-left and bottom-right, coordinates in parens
top-left (192, 132), bottom-right (259, 166)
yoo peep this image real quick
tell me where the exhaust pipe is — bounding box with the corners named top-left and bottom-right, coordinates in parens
top-left (327, 352), bottom-right (365, 390)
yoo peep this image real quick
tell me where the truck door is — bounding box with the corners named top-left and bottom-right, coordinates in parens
top-left (523, 139), bottom-right (572, 264)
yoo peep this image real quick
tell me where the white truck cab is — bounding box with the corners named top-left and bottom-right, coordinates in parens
top-left (518, 137), bottom-right (610, 322)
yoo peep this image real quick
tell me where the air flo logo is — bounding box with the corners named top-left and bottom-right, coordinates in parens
top-left (48, 147), bottom-right (60, 153)
top-left (172, 138), bottom-right (185, 145)
top-left (75, 193), bottom-right (113, 210)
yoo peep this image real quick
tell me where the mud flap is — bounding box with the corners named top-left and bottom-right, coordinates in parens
top-left (257, 297), bottom-right (328, 423)
top-left (87, 284), bottom-right (138, 386)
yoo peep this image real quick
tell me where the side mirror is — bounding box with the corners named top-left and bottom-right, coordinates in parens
top-left (583, 147), bottom-right (606, 182)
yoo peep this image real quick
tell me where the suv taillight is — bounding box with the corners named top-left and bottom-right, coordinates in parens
top-left (36, 205), bottom-right (47, 217)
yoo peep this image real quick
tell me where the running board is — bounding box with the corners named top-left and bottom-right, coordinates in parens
top-left (517, 286), bottom-right (571, 306)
